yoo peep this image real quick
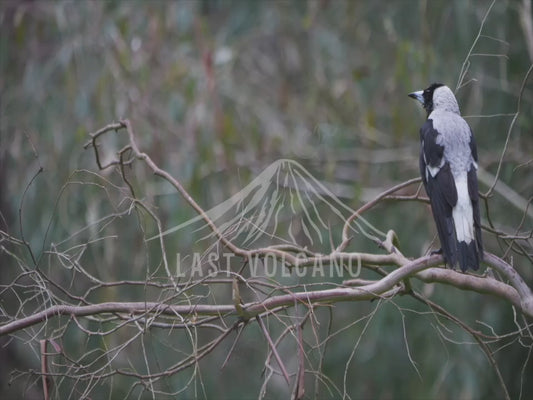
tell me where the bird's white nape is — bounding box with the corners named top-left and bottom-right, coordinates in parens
top-left (432, 86), bottom-right (460, 114)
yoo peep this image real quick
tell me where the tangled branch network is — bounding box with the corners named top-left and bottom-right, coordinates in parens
top-left (1, 119), bottom-right (532, 399)
top-left (78, 120), bottom-right (533, 318)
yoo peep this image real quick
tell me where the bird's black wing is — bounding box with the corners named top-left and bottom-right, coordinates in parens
top-left (468, 131), bottom-right (483, 262)
top-left (419, 120), bottom-right (441, 191)
top-left (420, 120), bottom-right (458, 267)
top-left (469, 129), bottom-right (479, 163)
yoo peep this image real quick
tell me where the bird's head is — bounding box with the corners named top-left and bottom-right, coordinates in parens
top-left (408, 83), bottom-right (460, 116)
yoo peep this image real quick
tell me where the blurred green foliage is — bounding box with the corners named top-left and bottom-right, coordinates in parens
top-left (1, 0), bottom-right (532, 399)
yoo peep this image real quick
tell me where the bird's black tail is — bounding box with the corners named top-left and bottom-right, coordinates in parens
top-left (457, 240), bottom-right (481, 272)
top-left (425, 164), bottom-right (483, 272)
top-left (429, 197), bottom-right (483, 272)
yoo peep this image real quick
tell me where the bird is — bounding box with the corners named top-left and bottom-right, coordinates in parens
top-left (408, 83), bottom-right (483, 272)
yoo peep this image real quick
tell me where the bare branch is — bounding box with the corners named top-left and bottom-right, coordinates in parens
top-left (3, 250), bottom-right (531, 338)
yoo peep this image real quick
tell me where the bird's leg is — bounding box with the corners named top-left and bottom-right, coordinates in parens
top-left (430, 248), bottom-right (443, 255)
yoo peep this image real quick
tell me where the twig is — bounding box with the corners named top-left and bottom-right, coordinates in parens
top-left (485, 64), bottom-right (533, 197)
top-left (40, 339), bottom-right (50, 400)
top-left (294, 321), bottom-right (306, 400)
top-left (409, 290), bottom-right (511, 400)
top-left (456, 0), bottom-right (497, 91)
top-left (337, 177), bottom-right (421, 252)
top-left (256, 315), bottom-right (291, 387)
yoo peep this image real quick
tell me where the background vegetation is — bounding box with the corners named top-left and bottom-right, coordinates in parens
top-left (1, 1), bottom-right (532, 399)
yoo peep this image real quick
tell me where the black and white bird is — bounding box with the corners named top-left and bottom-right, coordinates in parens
top-left (409, 83), bottom-right (483, 271)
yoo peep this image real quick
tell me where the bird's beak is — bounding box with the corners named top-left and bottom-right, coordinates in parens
top-left (408, 90), bottom-right (424, 105)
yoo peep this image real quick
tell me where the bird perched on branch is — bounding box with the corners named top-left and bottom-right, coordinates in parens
top-left (409, 83), bottom-right (483, 272)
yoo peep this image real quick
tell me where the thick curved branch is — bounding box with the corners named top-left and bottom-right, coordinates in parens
top-left (414, 266), bottom-right (522, 307)
top-left (0, 302), bottom-right (234, 336)
top-left (3, 252), bottom-right (531, 337)
top-left (483, 252), bottom-right (533, 316)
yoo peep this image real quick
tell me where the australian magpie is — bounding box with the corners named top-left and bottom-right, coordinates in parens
top-left (408, 83), bottom-right (483, 271)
